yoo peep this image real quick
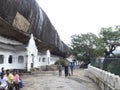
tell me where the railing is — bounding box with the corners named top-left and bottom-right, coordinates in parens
top-left (85, 65), bottom-right (120, 90)
top-left (91, 58), bottom-right (120, 76)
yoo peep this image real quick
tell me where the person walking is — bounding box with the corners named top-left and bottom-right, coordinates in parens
top-left (70, 62), bottom-right (74, 76)
top-left (57, 63), bottom-right (62, 76)
top-left (64, 63), bottom-right (69, 77)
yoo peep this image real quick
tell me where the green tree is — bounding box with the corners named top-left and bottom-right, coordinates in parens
top-left (99, 27), bottom-right (120, 57)
top-left (70, 26), bottom-right (120, 71)
top-left (107, 60), bottom-right (120, 75)
top-left (99, 27), bottom-right (120, 70)
top-left (70, 33), bottom-right (103, 62)
top-left (54, 59), bottom-right (66, 67)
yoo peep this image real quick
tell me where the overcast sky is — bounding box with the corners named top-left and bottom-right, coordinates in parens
top-left (36, 0), bottom-right (120, 44)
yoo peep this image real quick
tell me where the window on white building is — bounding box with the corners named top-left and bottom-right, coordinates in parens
top-left (42, 58), bottom-right (45, 62)
top-left (0, 55), bottom-right (4, 64)
top-left (18, 56), bottom-right (24, 63)
top-left (8, 55), bottom-right (13, 64)
top-left (39, 57), bottom-right (41, 62)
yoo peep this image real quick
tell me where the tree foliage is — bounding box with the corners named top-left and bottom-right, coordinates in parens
top-left (70, 33), bottom-right (103, 62)
top-left (70, 27), bottom-right (120, 63)
top-left (99, 27), bottom-right (120, 57)
top-left (54, 59), bottom-right (66, 66)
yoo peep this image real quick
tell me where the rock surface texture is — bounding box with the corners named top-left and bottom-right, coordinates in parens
top-left (0, 0), bottom-right (69, 57)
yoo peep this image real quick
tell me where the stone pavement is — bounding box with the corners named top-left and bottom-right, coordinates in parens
top-left (68, 69), bottom-right (100, 90)
top-left (21, 69), bottom-right (100, 90)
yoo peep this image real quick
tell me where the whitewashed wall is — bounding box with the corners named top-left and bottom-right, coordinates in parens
top-left (0, 49), bottom-right (26, 70)
top-left (40, 56), bottom-right (48, 66)
top-left (0, 35), bottom-right (61, 71)
top-left (0, 35), bottom-right (26, 70)
top-left (84, 65), bottom-right (120, 90)
top-left (14, 51), bottom-right (27, 69)
top-left (26, 34), bottom-right (38, 71)
top-left (37, 54), bottom-right (60, 66)
top-left (50, 55), bottom-right (59, 65)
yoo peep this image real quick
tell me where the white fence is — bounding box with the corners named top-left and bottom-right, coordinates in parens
top-left (84, 65), bottom-right (120, 90)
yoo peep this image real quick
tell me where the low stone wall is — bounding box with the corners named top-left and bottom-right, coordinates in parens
top-left (40, 65), bottom-right (57, 71)
top-left (84, 65), bottom-right (120, 90)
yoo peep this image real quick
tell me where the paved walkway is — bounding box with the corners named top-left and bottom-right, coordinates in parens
top-left (21, 69), bottom-right (100, 90)
top-left (68, 69), bottom-right (100, 90)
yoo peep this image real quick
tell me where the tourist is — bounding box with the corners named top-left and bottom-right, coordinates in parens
top-left (64, 63), bottom-right (69, 77)
top-left (70, 62), bottom-right (74, 76)
top-left (13, 70), bottom-right (20, 90)
top-left (57, 63), bottom-right (62, 76)
top-left (0, 67), bottom-right (5, 75)
top-left (18, 75), bottom-right (23, 88)
top-left (5, 70), bottom-right (13, 90)
top-left (0, 73), bottom-right (8, 90)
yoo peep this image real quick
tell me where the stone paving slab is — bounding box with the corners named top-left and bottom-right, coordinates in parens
top-left (21, 69), bottom-right (100, 90)
top-left (68, 69), bottom-right (100, 90)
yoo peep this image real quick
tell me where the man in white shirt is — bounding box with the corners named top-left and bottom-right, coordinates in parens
top-left (0, 73), bottom-right (8, 90)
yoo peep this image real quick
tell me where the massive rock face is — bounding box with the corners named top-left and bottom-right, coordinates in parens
top-left (0, 0), bottom-right (69, 57)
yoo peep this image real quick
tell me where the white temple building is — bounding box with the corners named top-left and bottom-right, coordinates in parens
top-left (0, 34), bottom-right (60, 71)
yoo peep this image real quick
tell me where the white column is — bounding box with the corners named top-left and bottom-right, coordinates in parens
top-left (27, 55), bottom-right (31, 72)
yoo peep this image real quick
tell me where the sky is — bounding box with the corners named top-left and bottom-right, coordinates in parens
top-left (36, 0), bottom-right (120, 44)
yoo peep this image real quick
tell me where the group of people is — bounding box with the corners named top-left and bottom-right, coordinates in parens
top-left (57, 62), bottom-right (75, 77)
top-left (0, 67), bottom-right (23, 90)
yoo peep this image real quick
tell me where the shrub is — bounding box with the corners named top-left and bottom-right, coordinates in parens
top-left (54, 59), bottom-right (66, 67)
top-left (107, 60), bottom-right (120, 75)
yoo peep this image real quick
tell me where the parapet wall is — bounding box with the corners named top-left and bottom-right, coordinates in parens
top-left (84, 65), bottom-right (120, 90)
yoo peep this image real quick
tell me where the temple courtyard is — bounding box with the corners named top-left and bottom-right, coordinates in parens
top-left (21, 69), bottom-right (100, 90)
